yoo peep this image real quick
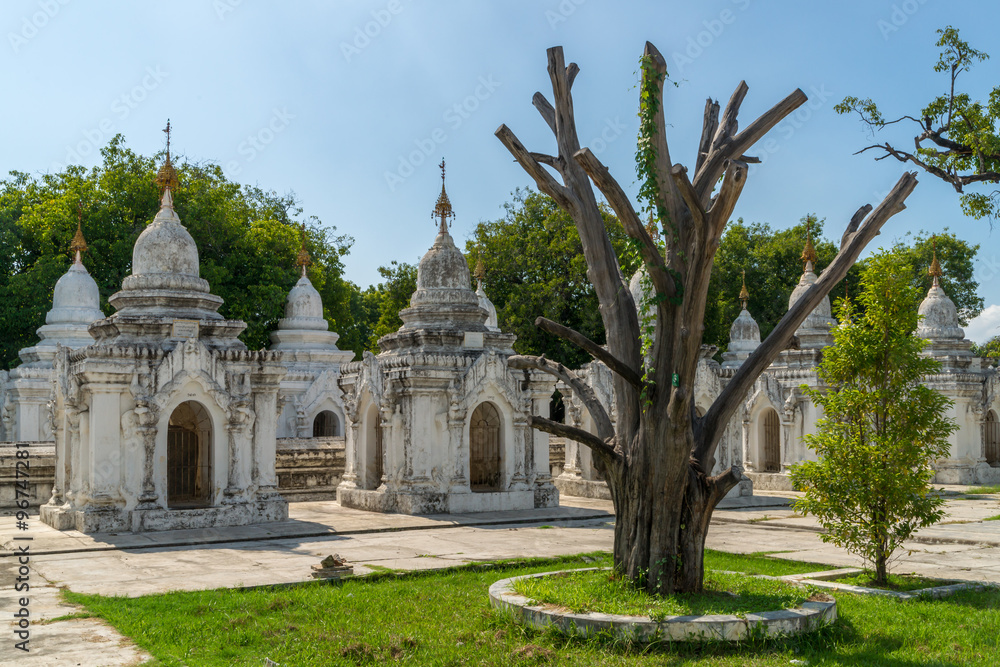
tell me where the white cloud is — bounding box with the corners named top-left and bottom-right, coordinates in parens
top-left (965, 304), bottom-right (1000, 344)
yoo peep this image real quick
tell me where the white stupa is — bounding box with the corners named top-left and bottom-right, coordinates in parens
top-left (722, 272), bottom-right (761, 368)
top-left (17, 221), bottom-right (103, 368)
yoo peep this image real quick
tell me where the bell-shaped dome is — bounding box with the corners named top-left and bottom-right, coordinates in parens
top-left (918, 281), bottom-right (964, 341)
top-left (398, 167), bottom-right (487, 332)
top-left (722, 308), bottom-right (761, 368)
top-left (128, 189), bottom-right (203, 284)
top-left (105, 187), bottom-right (227, 324)
top-left (48, 256), bottom-right (103, 325)
top-left (18, 247), bottom-right (104, 367)
top-left (413, 230), bottom-right (473, 293)
top-left (787, 260), bottom-right (836, 349)
top-left (279, 274), bottom-right (328, 332)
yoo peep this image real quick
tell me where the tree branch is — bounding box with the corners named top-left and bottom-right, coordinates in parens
top-left (496, 124), bottom-right (575, 209)
top-left (696, 171), bottom-right (919, 468)
top-left (694, 88), bottom-right (808, 201)
top-left (535, 316), bottom-right (643, 387)
top-left (532, 92), bottom-right (557, 135)
top-left (705, 160), bottom-right (748, 238)
top-left (696, 98), bottom-right (720, 174)
top-left (708, 465), bottom-right (744, 506)
top-left (642, 41), bottom-right (682, 221)
top-left (710, 81), bottom-right (749, 156)
top-left (526, 415), bottom-right (617, 460)
top-left (508, 354), bottom-right (614, 441)
top-left (574, 146), bottom-right (676, 300)
top-left (670, 164), bottom-right (705, 228)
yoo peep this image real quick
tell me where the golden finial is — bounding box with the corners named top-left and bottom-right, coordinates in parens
top-left (155, 119), bottom-right (179, 193)
top-left (800, 220), bottom-right (818, 270)
top-left (69, 201), bottom-right (88, 260)
top-left (739, 269), bottom-right (749, 310)
top-left (475, 255), bottom-right (486, 283)
top-left (928, 236), bottom-right (943, 284)
top-left (295, 223), bottom-right (311, 277)
top-left (432, 159), bottom-right (454, 234)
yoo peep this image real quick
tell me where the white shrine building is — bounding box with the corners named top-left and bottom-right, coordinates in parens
top-left (336, 164), bottom-right (559, 514)
top-left (38, 149), bottom-right (288, 533)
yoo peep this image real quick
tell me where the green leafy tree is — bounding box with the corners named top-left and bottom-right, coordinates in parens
top-left (706, 222), bottom-right (982, 353)
top-left (974, 335), bottom-right (1000, 364)
top-left (836, 26), bottom-right (1000, 219)
top-left (0, 136), bottom-right (358, 367)
top-left (464, 189), bottom-right (639, 368)
top-left (362, 260), bottom-right (418, 351)
top-left (789, 251), bottom-right (957, 585)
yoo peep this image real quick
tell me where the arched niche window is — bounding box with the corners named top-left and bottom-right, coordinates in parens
top-left (364, 403), bottom-right (383, 490)
top-left (167, 401), bottom-right (212, 508)
top-left (313, 410), bottom-right (339, 438)
top-left (759, 408), bottom-right (781, 473)
top-left (470, 402), bottom-right (502, 492)
top-left (986, 410), bottom-right (1000, 467)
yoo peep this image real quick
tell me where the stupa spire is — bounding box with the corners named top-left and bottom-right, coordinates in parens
top-left (739, 269), bottom-right (749, 310)
top-left (800, 220), bottom-right (818, 272)
top-left (928, 236), bottom-right (943, 287)
top-left (432, 159), bottom-right (454, 234)
top-left (70, 201), bottom-right (88, 265)
top-left (295, 223), bottom-right (311, 278)
top-left (155, 119), bottom-right (179, 196)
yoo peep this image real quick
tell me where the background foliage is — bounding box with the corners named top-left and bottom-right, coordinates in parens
top-left (0, 136), bottom-right (356, 368)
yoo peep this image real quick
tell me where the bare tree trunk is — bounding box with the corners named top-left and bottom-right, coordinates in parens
top-left (497, 43), bottom-right (917, 595)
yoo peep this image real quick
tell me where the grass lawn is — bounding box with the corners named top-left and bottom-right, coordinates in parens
top-left (962, 484), bottom-right (1000, 495)
top-left (512, 568), bottom-right (810, 618)
top-left (64, 549), bottom-right (1000, 666)
top-left (831, 571), bottom-right (957, 592)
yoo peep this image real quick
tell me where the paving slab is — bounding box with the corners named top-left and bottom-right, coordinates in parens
top-left (7, 491), bottom-right (1000, 665)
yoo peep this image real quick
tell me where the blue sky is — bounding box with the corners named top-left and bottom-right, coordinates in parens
top-left (3, 0), bottom-right (998, 341)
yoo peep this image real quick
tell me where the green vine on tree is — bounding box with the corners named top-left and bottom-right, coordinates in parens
top-left (635, 54), bottom-right (684, 307)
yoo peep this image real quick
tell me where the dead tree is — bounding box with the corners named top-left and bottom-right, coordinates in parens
top-left (496, 43), bottom-right (918, 595)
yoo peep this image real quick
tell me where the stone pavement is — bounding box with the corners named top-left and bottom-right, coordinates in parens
top-left (3, 487), bottom-right (1000, 665)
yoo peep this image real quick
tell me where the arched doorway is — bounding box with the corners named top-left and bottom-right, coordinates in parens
top-left (986, 410), bottom-right (999, 466)
top-left (167, 401), bottom-right (212, 508)
top-left (470, 402), bottom-right (502, 492)
top-left (312, 410), bottom-right (339, 438)
top-left (759, 408), bottom-right (781, 472)
top-left (364, 404), bottom-right (383, 490)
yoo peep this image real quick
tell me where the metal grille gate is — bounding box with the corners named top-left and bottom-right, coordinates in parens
top-left (763, 409), bottom-right (781, 472)
top-left (313, 411), bottom-right (337, 437)
top-left (987, 411), bottom-right (999, 466)
top-left (167, 426), bottom-right (208, 507)
top-left (470, 402), bottom-right (501, 492)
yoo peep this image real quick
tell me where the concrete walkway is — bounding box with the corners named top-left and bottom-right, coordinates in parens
top-left (3, 488), bottom-right (1000, 665)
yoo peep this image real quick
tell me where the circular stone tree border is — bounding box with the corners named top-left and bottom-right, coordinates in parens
top-left (489, 568), bottom-right (837, 643)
